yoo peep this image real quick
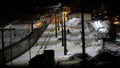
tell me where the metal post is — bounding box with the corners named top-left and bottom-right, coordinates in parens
top-left (9, 26), bottom-right (13, 68)
top-left (0, 28), bottom-right (15, 68)
top-left (60, 4), bottom-right (64, 47)
top-left (58, 15), bottom-right (60, 30)
top-left (55, 13), bottom-right (57, 37)
top-left (63, 14), bottom-right (67, 55)
top-left (1, 29), bottom-right (5, 68)
top-left (80, 0), bottom-right (86, 66)
top-left (61, 18), bottom-right (64, 47)
top-left (31, 19), bottom-right (33, 32)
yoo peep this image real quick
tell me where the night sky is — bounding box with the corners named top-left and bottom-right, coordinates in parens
top-left (0, 0), bottom-right (120, 26)
top-left (0, 0), bottom-right (119, 15)
top-left (0, 0), bottom-right (119, 12)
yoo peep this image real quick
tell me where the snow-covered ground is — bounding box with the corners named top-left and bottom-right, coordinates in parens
top-left (0, 20), bottom-right (44, 49)
top-left (0, 24), bottom-right (31, 49)
top-left (6, 17), bottom-right (120, 67)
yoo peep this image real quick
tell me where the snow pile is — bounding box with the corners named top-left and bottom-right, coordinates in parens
top-left (86, 45), bottom-right (102, 57)
top-left (66, 18), bottom-right (81, 26)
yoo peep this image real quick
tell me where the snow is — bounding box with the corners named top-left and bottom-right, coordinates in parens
top-left (86, 45), bottom-right (102, 57)
top-left (6, 16), bottom-right (120, 67)
top-left (6, 17), bottom-right (98, 65)
top-left (66, 18), bottom-right (81, 26)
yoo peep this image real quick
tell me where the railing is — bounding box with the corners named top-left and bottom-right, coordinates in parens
top-left (0, 23), bottom-right (49, 63)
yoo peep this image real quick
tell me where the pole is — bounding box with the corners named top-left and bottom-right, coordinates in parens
top-left (58, 15), bottom-right (60, 30)
top-left (80, 0), bottom-right (86, 66)
top-left (63, 14), bottom-right (67, 55)
top-left (1, 29), bottom-right (5, 68)
top-left (31, 19), bottom-right (33, 32)
top-left (9, 26), bottom-right (13, 68)
top-left (60, 4), bottom-right (64, 47)
top-left (0, 28), bottom-right (15, 68)
top-left (61, 16), bottom-right (64, 47)
top-left (55, 13), bottom-right (57, 37)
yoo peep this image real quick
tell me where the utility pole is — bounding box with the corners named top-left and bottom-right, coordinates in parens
top-left (80, 0), bottom-right (86, 67)
top-left (31, 19), bottom-right (33, 32)
top-left (63, 14), bottom-right (67, 55)
top-left (60, 3), bottom-right (64, 47)
top-left (55, 13), bottom-right (57, 38)
top-left (0, 28), bottom-right (15, 68)
top-left (58, 15), bottom-right (60, 31)
top-left (61, 17), bottom-right (64, 47)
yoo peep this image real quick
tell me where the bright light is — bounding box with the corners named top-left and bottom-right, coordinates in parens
top-left (104, 16), bottom-right (108, 19)
top-left (114, 21), bottom-right (120, 25)
top-left (62, 12), bottom-right (68, 22)
top-left (33, 22), bottom-right (43, 28)
top-left (61, 6), bottom-right (71, 23)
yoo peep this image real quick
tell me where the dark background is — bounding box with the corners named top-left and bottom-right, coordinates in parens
top-left (0, 0), bottom-right (119, 26)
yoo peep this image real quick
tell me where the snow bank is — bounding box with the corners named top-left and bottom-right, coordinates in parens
top-left (66, 18), bottom-right (81, 26)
